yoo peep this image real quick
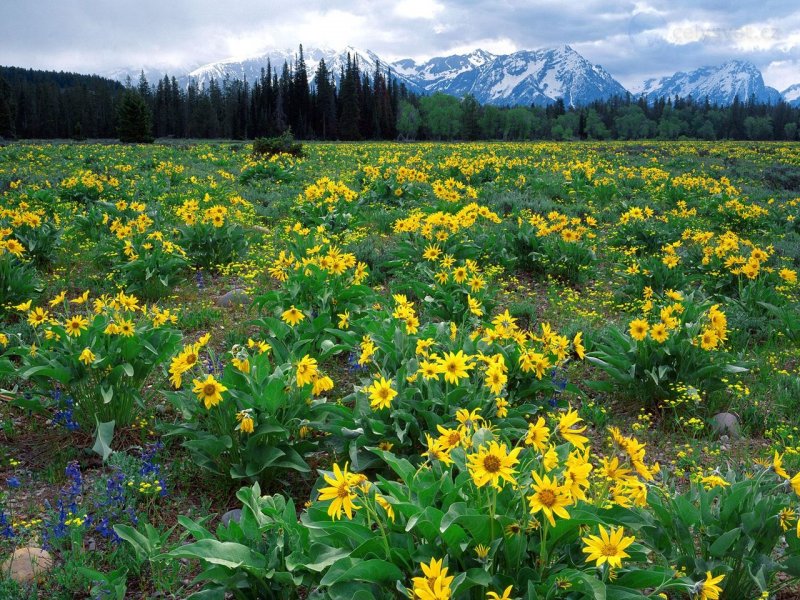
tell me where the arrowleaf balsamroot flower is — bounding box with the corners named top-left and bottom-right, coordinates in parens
top-left (366, 376), bottom-right (397, 410)
top-left (528, 472), bottom-right (571, 526)
top-left (438, 350), bottom-right (473, 385)
top-left (467, 441), bottom-right (522, 489)
top-left (64, 315), bottom-right (88, 337)
top-left (192, 375), bottom-right (227, 409)
top-left (411, 557), bottom-right (455, 600)
top-left (629, 318), bottom-right (649, 341)
top-left (557, 408), bottom-right (588, 449)
top-left (581, 525), bottom-right (635, 569)
top-left (79, 347), bottom-right (95, 365)
top-left (696, 571), bottom-right (725, 600)
top-left (317, 463), bottom-right (360, 520)
top-left (281, 305), bottom-right (305, 326)
top-left (295, 355), bottom-right (318, 387)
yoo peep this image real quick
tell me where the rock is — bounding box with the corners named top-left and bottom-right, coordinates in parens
top-left (711, 412), bottom-right (740, 439)
top-left (1, 547), bottom-right (53, 583)
top-left (221, 509), bottom-right (242, 527)
top-left (216, 289), bottom-right (250, 308)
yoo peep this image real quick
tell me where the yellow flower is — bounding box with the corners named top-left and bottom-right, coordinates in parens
top-left (650, 322), bottom-right (669, 343)
top-left (4, 238), bottom-right (25, 257)
top-left (337, 310), bottom-right (350, 329)
top-left (696, 571), bottom-right (725, 600)
top-left (27, 307), bottom-right (50, 328)
top-left (412, 558), bottom-right (455, 600)
top-left (236, 410), bottom-right (255, 434)
top-left (573, 332), bottom-right (585, 359)
top-left (484, 364), bottom-right (507, 395)
top-left (486, 585), bottom-right (514, 600)
top-left (467, 294), bottom-right (483, 316)
top-left (64, 315), bottom-right (89, 337)
top-left (14, 300), bottom-right (32, 311)
top-left (79, 347), bottom-right (95, 365)
top-left (525, 417), bottom-right (550, 452)
top-left (281, 305), bottom-right (305, 326)
top-left (422, 433), bottom-right (454, 466)
top-left (317, 463), bottom-right (360, 520)
top-left (192, 375), bottom-right (227, 409)
top-left (629, 318), bottom-right (649, 341)
top-left (582, 525), bottom-right (635, 569)
top-left (557, 408), bottom-right (588, 449)
top-left (49, 291), bottom-right (67, 307)
top-left (312, 374), bottom-right (334, 396)
top-left (366, 376), bottom-right (397, 410)
top-left (699, 474), bottom-right (729, 490)
top-left (699, 328), bottom-right (719, 351)
top-left (375, 495), bottom-right (395, 522)
top-left (117, 319), bottom-right (135, 337)
top-left (474, 544), bottom-right (490, 559)
top-left (790, 471), bottom-right (800, 496)
top-left (295, 355), bottom-right (318, 387)
top-left (773, 451), bottom-right (789, 479)
top-left (70, 291), bottom-right (90, 305)
top-left (438, 350), bottom-right (473, 385)
top-left (528, 472), bottom-right (571, 527)
top-left (467, 442), bottom-right (522, 489)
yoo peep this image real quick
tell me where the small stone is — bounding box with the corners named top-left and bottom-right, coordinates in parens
top-left (216, 289), bottom-right (250, 308)
top-left (2, 547), bottom-right (53, 583)
top-left (711, 412), bottom-right (740, 439)
top-left (221, 509), bottom-right (242, 527)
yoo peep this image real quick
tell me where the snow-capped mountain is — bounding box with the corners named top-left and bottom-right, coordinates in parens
top-left (782, 84), bottom-right (800, 107)
top-left (186, 46), bottom-right (418, 90)
top-left (399, 45), bottom-right (627, 106)
top-left (109, 46), bottom-right (792, 108)
top-left (638, 60), bottom-right (782, 105)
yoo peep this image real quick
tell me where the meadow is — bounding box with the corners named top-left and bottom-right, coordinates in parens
top-left (0, 139), bottom-right (799, 599)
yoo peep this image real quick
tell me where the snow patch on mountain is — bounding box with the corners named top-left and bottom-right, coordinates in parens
top-left (638, 61), bottom-right (781, 105)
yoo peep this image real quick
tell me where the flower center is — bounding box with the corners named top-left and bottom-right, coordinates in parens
top-left (336, 482), bottom-right (350, 499)
top-left (203, 384), bottom-right (217, 396)
top-left (483, 455), bottom-right (501, 473)
top-left (539, 489), bottom-right (556, 507)
top-left (601, 543), bottom-right (618, 557)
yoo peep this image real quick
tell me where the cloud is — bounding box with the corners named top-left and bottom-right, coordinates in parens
top-left (1, 0), bottom-right (799, 90)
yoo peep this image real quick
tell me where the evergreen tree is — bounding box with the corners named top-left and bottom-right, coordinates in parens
top-left (461, 94), bottom-right (481, 140)
top-left (0, 76), bottom-right (15, 138)
top-left (338, 54), bottom-right (361, 140)
top-left (117, 89), bottom-right (153, 142)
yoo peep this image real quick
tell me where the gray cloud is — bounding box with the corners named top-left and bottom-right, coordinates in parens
top-left (2, 0), bottom-right (799, 90)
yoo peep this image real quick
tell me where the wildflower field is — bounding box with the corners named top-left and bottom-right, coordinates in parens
top-left (1, 139), bottom-right (799, 599)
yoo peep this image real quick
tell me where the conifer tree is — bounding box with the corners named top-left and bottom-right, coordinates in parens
top-left (117, 89), bottom-right (153, 143)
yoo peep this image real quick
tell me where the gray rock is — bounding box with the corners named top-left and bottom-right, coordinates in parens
top-left (221, 509), bottom-right (242, 527)
top-left (1, 547), bottom-right (53, 583)
top-left (711, 412), bottom-right (740, 439)
top-left (216, 289), bottom-right (250, 308)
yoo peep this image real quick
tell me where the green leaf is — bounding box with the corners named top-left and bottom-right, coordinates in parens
top-left (92, 418), bottom-right (115, 462)
top-left (709, 528), bottom-right (740, 557)
top-left (163, 540), bottom-right (266, 570)
top-left (319, 558), bottom-right (402, 586)
top-left (121, 362), bottom-right (134, 377)
top-left (613, 568), bottom-right (673, 589)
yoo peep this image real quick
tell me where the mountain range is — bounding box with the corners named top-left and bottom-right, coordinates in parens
top-left (109, 45), bottom-right (800, 109)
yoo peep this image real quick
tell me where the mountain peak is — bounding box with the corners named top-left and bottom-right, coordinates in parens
top-left (639, 59), bottom-right (781, 105)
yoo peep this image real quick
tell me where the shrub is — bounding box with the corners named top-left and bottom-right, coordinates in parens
top-left (252, 131), bottom-right (304, 158)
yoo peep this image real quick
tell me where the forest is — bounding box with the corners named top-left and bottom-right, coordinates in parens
top-left (2, 46), bottom-right (800, 142)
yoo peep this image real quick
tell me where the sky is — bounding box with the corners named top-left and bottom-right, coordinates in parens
top-left (2, 0), bottom-right (800, 91)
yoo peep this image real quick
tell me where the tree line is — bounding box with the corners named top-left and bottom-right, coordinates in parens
top-left (2, 46), bottom-right (800, 142)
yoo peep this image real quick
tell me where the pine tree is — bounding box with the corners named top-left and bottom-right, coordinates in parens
top-left (0, 76), bottom-right (15, 138)
top-left (338, 54), bottom-right (361, 140)
top-left (117, 89), bottom-right (153, 143)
